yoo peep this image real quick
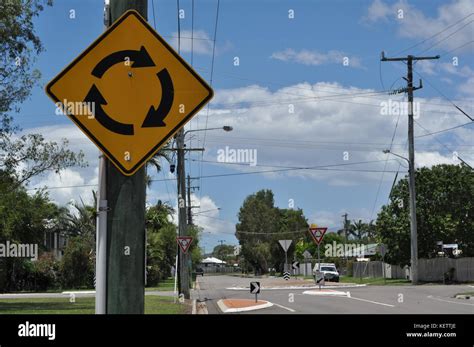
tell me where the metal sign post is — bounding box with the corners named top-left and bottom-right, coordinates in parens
top-left (278, 240), bottom-right (292, 274)
top-left (250, 282), bottom-right (260, 303)
top-left (308, 226), bottom-right (327, 290)
top-left (317, 243), bottom-right (322, 290)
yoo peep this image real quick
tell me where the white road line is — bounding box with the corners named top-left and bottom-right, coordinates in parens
top-left (427, 295), bottom-right (474, 306)
top-left (273, 303), bottom-right (296, 312)
top-left (345, 296), bottom-right (395, 307)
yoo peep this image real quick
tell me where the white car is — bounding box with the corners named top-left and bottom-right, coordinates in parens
top-left (313, 263), bottom-right (340, 282)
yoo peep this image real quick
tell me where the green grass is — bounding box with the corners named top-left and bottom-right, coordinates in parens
top-left (0, 296), bottom-right (188, 314)
top-left (340, 276), bottom-right (411, 285)
top-left (145, 278), bottom-right (176, 291)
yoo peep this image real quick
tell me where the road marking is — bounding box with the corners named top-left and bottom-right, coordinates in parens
top-left (427, 295), bottom-right (474, 306)
top-left (273, 303), bottom-right (296, 312)
top-left (345, 295), bottom-right (395, 307)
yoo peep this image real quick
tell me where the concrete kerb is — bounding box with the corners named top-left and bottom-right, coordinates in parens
top-left (217, 299), bottom-right (273, 313)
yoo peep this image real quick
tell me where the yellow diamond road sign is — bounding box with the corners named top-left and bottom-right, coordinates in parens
top-left (46, 10), bottom-right (213, 176)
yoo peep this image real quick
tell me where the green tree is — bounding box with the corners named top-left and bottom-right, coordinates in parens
top-left (0, 171), bottom-right (64, 291)
top-left (60, 236), bottom-right (94, 289)
top-left (1, 1), bottom-right (85, 186)
top-left (145, 201), bottom-right (177, 285)
top-left (235, 190), bottom-right (308, 274)
top-left (376, 164), bottom-right (474, 266)
top-left (212, 244), bottom-right (235, 263)
top-left (236, 190), bottom-right (278, 274)
top-left (348, 220), bottom-right (366, 240)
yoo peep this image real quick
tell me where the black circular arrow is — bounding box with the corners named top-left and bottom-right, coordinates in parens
top-left (85, 47), bottom-right (174, 135)
top-left (141, 68), bottom-right (174, 128)
top-left (84, 84), bottom-right (135, 135)
top-left (92, 46), bottom-right (155, 78)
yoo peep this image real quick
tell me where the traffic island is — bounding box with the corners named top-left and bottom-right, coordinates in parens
top-left (217, 299), bottom-right (273, 313)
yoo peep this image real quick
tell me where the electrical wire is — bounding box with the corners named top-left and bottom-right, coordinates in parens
top-left (198, 0), bottom-right (220, 208)
top-left (394, 13), bottom-right (474, 55)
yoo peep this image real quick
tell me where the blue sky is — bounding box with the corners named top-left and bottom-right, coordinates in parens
top-left (17, 0), bottom-right (474, 253)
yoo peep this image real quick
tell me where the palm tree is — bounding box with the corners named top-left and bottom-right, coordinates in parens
top-left (146, 200), bottom-right (175, 231)
top-left (62, 192), bottom-right (97, 238)
top-left (145, 142), bottom-right (172, 187)
top-left (366, 220), bottom-right (376, 242)
top-left (349, 219), bottom-right (366, 240)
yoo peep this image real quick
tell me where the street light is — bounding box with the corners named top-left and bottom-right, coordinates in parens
top-left (184, 125), bottom-right (233, 137)
top-left (383, 149), bottom-right (408, 164)
top-left (383, 148), bottom-right (419, 284)
top-left (193, 207), bottom-right (221, 215)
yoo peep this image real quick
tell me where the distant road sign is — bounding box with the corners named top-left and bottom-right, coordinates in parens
top-left (278, 240), bottom-right (292, 252)
top-left (303, 250), bottom-right (312, 259)
top-left (250, 281), bottom-right (260, 294)
top-left (309, 227), bottom-right (327, 245)
top-left (283, 271), bottom-right (290, 281)
top-left (378, 244), bottom-right (387, 257)
top-left (315, 271), bottom-right (325, 284)
top-left (176, 236), bottom-right (193, 253)
top-left (292, 261), bottom-right (300, 270)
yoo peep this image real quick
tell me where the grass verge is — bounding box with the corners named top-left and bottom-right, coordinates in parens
top-left (340, 276), bottom-right (411, 285)
top-left (0, 296), bottom-right (188, 314)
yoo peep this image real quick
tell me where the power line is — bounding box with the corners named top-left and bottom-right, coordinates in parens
top-left (395, 13), bottom-right (474, 55)
top-left (192, 158), bottom-right (398, 170)
top-left (440, 40), bottom-right (474, 56)
top-left (176, 0), bottom-right (181, 54)
top-left (414, 119), bottom-right (473, 169)
top-left (415, 121), bottom-right (473, 138)
top-left (151, 0), bottom-right (156, 29)
top-left (416, 19), bottom-right (474, 55)
top-left (370, 98), bottom-right (403, 220)
top-left (198, 0), bottom-right (220, 208)
top-left (27, 163), bottom-right (407, 192)
top-left (412, 67), bottom-right (473, 121)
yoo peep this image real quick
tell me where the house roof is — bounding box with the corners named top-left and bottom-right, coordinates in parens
top-left (201, 257), bottom-right (226, 264)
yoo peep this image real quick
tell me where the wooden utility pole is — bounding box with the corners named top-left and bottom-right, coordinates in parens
top-left (176, 128), bottom-right (190, 299)
top-left (105, 0), bottom-right (148, 314)
top-left (381, 52), bottom-right (439, 285)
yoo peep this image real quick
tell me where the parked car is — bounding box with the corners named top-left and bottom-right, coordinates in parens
top-left (195, 267), bottom-right (204, 276)
top-left (313, 263), bottom-right (340, 282)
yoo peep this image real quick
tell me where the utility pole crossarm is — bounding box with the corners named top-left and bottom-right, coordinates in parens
top-left (381, 51), bottom-right (440, 61)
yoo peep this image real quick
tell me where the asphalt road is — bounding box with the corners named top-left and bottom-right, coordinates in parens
top-left (193, 275), bottom-right (474, 314)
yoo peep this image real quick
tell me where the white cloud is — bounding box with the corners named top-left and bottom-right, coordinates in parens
top-left (271, 49), bottom-right (363, 68)
top-left (23, 78), bottom-right (473, 198)
top-left (415, 151), bottom-right (458, 168)
top-left (21, 124), bottom-right (100, 206)
top-left (199, 81), bottom-right (472, 185)
top-left (168, 30), bottom-right (232, 58)
top-left (363, 0), bottom-right (392, 23)
top-left (365, 0), bottom-right (474, 53)
top-left (171, 193), bottom-right (234, 235)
